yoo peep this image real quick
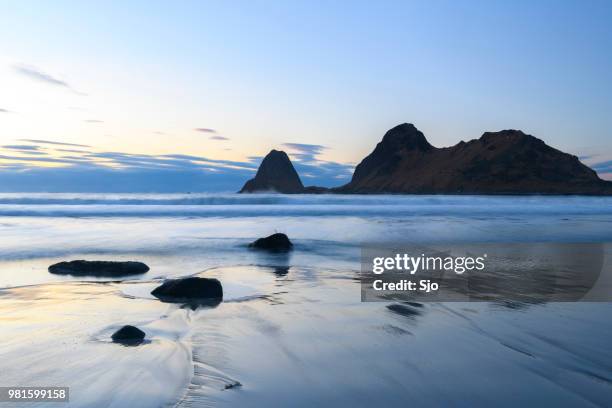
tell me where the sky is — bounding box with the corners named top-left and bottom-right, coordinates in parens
top-left (0, 0), bottom-right (611, 191)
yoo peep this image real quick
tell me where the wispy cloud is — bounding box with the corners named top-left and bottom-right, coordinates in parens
top-left (0, 154), bottom-right (90, 165)
top-left (13, 64), bottom-right (86, 96)
top-left (592, 160), bottom-right (612, 174)
top-left (0, 139), bottom-right (354, 190)
top-left (55, 148), bottom-right (91, 154)
top-left (283, 143), bottom-right (327, 163)
top-left (84, 119), bottom-right (103, 123)
top-left (2, 145), bottom-right (41, 151)
top-left (19, 139), bottom-right (91, 148)
top-left (0, 108), bottom-right (11, 113)
top-left (194, 128), bottom-right (216, 133)
top-left (194, 128), bottom-right (229, 141)
top-left (283, 143), bottom-right (326, 154)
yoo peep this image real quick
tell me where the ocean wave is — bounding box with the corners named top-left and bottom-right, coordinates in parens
top-left (0, 193), bottom-right (610, 217)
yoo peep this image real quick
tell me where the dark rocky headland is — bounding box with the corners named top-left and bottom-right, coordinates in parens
top-left (239, 123), bottom-right (612, 195)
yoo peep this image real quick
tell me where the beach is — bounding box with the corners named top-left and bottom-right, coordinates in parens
top-left (1, 193), bottom-right (612, 407)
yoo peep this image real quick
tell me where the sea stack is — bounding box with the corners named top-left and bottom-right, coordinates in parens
top-left (239, 150), bottom-right (305, 193)
top-left (338, 123), bottom-right (612, 195)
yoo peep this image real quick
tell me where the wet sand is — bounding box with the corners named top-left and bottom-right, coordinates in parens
top-left (2, 264), bottom-right (612, 407)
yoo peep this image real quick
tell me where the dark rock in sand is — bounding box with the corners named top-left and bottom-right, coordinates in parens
top-left (111, 325), bottom-right (145, 346)
top-left (151, 277), bottom-right (223, 304)
top-left (249, 233), bottom-right (293, 252)
top-left (386, 303), bottom-right (422, 317)
top-left (239, 150), bottom-right (305, 193)
top-left (48, 260), bottom-right (149, 277)
top-left (224, 381), bottom-right (242, 390)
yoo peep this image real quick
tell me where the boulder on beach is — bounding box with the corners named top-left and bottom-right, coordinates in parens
top-left (151, 277), bottom-right (223, 304)
top-left (249, 233), bottom-right (293, 252)
top-left (111, 325), bottom-right (146, 346)
top-left (48, 260), bottom-right (150, 277)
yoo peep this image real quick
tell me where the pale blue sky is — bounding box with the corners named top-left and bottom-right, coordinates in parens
top-left (0, 0), bottom-right (611, 191)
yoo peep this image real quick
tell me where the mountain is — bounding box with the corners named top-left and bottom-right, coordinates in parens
top-left (337, 123), bottom-right (612, 195)
top-left (239, 150), bottom-right (305, 193)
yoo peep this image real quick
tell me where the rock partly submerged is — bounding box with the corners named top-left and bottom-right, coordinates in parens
top-left (48, 260), bottom-right (150, 277)
top-left (249, 233), bottom-right (293, 252)
top-left (111, 325), bottom-right (146, 346)
top-left (151, 277), bottom-right (223, 306)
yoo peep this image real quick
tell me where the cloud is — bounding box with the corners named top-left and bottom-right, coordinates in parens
top-left (591, 160), bottom-right (612, 174)
top-left (159, 154), bottom-right (256, 170)
top-left (1, 145), bottom-right (47, 156)
top-left (195, 128), bottom-right (229, 141)
top-left (282, 143), bottom-right (327, 162)
top-left (1, 135), bottom-right (355, 191)
top-left (292, 160), bottom-right (353, 187)
top-left (13, 64), bottom-right (86, 95)
top-left (0, 139), bottom-right (354, 191)
top-left (2, 145), bottom-right (40, 151)
top-left (0, 108), bottom-right (11, 113)
top-left (19, 139), bottom-right (91, 148)
top-left (84, 119), bottom-right (103, 123)
top-left (55, 148), bottom-right (91, 154)
top-left (0, 145), bottom-right (257, 192)
top-left (209, 135), bottom-right (229, 141)
top-left (283, 143), bottom-right (326, 154)
top-left (0, 154), bottom-right (91, 165)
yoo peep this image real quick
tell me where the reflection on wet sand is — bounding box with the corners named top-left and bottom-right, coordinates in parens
top-left (2, 263), bottom-right (612, 407)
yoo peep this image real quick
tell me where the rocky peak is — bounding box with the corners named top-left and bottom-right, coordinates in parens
top-left (380, 123), bottom-right (433, 152)
top-left (348, 123), bottom-right (433, 185)
top-left (239, 149), bottom-right (304, 193)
